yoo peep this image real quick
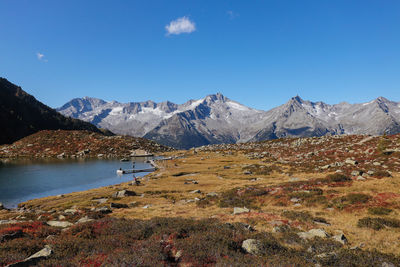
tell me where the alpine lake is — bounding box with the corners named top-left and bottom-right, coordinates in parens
top-left (0, 157), bottom-right (154, 209)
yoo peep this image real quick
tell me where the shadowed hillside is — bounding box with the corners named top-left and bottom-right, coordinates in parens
top-left (0, 78), bottom-right (111, 145)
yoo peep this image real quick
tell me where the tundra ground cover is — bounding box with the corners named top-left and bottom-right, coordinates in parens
top-left (1, 133), bottom-right (400, 265)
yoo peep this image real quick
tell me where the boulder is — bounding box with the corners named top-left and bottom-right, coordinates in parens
top-left (242, 239), bottom-right (264, 255)
top-left (356, 176), bottom-right (366, 181)
top-left (233, 207), bottom-right (250, 215)
top-left (297, 229), bottom-right (329, 240)
top-left (47, 221), bottom-right (73, 228)
top-left (332, 233), bottom-right (348, 245)
top-left (112, 190), bottom-right (136, 198)
top-left (7, 245), bottom-right (52, 267)
top-left (76, 216), bottom-right (94, 224)
top-left (64, 208), bottom-right (78, 214)
top-left (92, 198), bottom-right (108, 204)
top-left (345, 159), bottom-right (358, 166)
top-left (190, 189), bottom-right (201, 194)
top-left (95, 206), bottom-right (112, 214)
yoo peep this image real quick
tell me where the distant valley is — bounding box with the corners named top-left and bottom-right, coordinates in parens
top-left (58, 93), bottom-right (400, 149)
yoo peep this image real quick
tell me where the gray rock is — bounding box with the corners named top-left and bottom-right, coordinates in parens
top-left (345, 159), bottom-right (358, 166)
top-left (242, 239), bottom-right (264, 255)
top-left (64, 208), bottom-right (78, 214)
top-left (190, 189), bottom-right (201, 194)
top-left (76, 216), bottom-right (94, 224)
top-left (112, 190), bottom-right (136, 198)
top-left (233, 207), bottom-right (250, 215)
top-left (381, 262), bottom-right (395, 267)
top-left (7, 245), bottom-right (52, 267)
top-left (207, 192), bottom-right (218, 197)
top-left (95, 206), bottom-right (112, 214)
top-left (47, 221), bottom-right (73, 228)
top-left (351, 170), bottom-right (362, 176)
top-left (298, 229), bottom-right (329, 240)
top-left (332, 233), bottom-right (348, 245)
top-left (356, 176), bottom-right (366, 181)
top-left (92, 198), bottom-right (108, 204)
top-left (321, 164), bottom-right (331, 170)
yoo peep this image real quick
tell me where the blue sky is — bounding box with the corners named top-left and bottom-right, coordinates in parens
top-left (1, 0), bottom-right (400, 110)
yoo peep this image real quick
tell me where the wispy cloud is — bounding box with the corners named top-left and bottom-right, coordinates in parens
top-left (227, 10), bottom-right (239, 19)
top-left (165, 16), bottom-right (196, 35)
top-left (36, 52), bottom-right (48, 62)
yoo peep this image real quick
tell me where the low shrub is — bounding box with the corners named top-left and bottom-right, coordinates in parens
top-left (325, 173), bottom-right (351, 183)
top-left (368, 207), bottom-right (393, 215)
top-left (242, 164), bottom-right (273, 175)
top-left (357, 217), bottom-right (400, 230)
top-left (374, 170), bottom-right (392, 178)
top-left (217, 187), bottom-right (267, 209)
top-left (333, 193), bottom-right (372, 209)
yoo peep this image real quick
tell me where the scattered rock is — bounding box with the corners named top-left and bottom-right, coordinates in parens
top-left (207, 192), bottom-right (218, 197)
top-left (143, 205), bottom-right (151, 209)
top-left (233, 207), bottom-right (250, 215)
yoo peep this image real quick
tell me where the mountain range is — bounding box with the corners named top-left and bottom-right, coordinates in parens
top-left (57, 93), bottom-right (400, 149)
top-left (0, 78), bottom-right (111, 145)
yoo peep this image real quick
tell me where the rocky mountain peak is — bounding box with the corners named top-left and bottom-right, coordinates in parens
top-left (204, 93), bottom-right (228, 103)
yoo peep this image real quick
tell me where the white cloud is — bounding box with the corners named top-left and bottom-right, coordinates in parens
top-left (36, 52), bottom-right (48, 62)
top-left (165, 16), bottom-right (196, 35)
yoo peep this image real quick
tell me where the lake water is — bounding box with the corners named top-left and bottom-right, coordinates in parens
top-left (0, 158), bottom-right (153, 209)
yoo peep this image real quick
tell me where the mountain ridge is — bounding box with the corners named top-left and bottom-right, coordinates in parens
top-left (57, 93), bottom-right (400, 149)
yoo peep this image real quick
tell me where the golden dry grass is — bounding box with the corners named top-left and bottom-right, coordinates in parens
top-left (17, 150), bottom-right (400, 255)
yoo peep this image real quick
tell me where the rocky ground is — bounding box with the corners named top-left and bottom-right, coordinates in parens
top-left (0, 130), bottom-right (173, 160)
top-left (0, 134), bottom-right (400, 266)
